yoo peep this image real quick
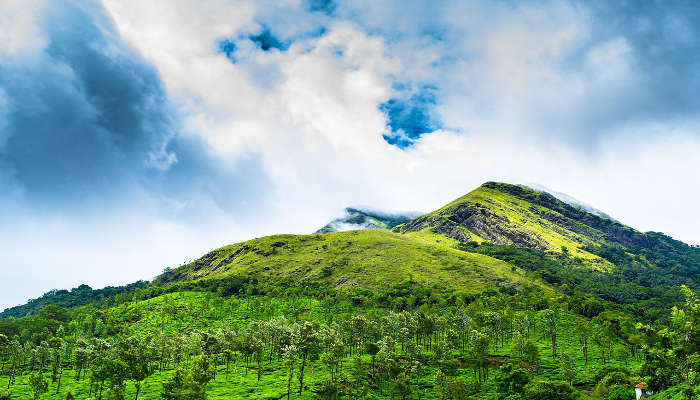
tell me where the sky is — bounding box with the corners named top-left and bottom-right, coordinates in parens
top-left (2, 0), bottom-right (700, 310)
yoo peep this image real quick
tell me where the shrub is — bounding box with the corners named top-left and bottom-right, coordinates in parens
top-left (607, 387), bottom-right (635, 400)
top-left (524, 380), bottom-right (577, 400)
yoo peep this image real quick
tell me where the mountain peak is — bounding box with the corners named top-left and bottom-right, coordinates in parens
top-left (315, 207), bottom-right (420, 233)
top-left (395, 181), bottom-right (645, 260)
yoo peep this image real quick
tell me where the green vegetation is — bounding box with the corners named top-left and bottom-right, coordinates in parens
top-left (155, 229), bottom-right (550, 298)
top-left (1, 181), bottom-right (699, 399)
top-left (0, 283), bottom-right (149, 319)
top-left (0, 286), bottom-right (697, 399)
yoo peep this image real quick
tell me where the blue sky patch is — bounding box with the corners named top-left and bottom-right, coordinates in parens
top-left (218, 39), bottom-right (237, 61)
top-left (380, 85), bottom-right (441, 149)
top-left (249, 29), bottom-right (290, 51)
top-left (308, 0), bottom-right (336, 15)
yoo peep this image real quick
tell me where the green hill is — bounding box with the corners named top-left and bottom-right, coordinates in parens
top-left (155, 229), bottom-right (551, 296)
top-left (394, 182), bottom-right (700, 314)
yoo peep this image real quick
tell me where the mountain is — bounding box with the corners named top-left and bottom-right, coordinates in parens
top-left (2, 181), bottom-right (699, 400)
top-left (394, 182), bottom-right (700, 311)
top-left (5, 181), bottom-right (699, 318)
top-left (315, 207), bottom-right (419, 233)
top-left (0, 281), bottom-right (148, 318)
top-left (397, 182), bottom-right (651, 259)
top-left (149, 181), bottom-right (698, 316)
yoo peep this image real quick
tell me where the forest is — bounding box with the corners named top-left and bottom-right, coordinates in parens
top-left (0, 277), bottom-right (698, 400)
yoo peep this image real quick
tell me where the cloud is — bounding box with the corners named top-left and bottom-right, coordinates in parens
top-left (0, 0), bottom-right (272, 309)
top-left (0, 1), bottom-right (175, 204)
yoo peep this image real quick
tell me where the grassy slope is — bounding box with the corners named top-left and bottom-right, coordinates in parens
top-left (161, 230), bottom-right (551, 294)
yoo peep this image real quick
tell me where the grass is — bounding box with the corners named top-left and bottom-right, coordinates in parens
top-left (166, 230), bottom-right (551, 295)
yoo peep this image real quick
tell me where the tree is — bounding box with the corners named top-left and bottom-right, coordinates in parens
top-left (73, 339), bottom-right (89, 381)
top-left (594, 326), bottom-right (615, 365)
top-left (117, 336), bottom-right (153, 400)
top-left (6, 339), bottom-right (23, 389)
top-left (189, 354), bottom-right (215, 394)
top-left (282, 345), bottom-right (297, 400)
top-left (542, 309), bottom-right (558, 359)
top-left (559, 352), bottom-right (575, 386)
top-left (53, 339), bottom-right (70, 394)
top-left (469, 329), bottom-right (490, 385)
top-left (293, 321), bottom-right (319, 395)
top-left (523, 340), bottom-right (540, 370)
top-left (524, 379), bottom-right (577, 400)
top-left (575, 318), bottom-right (592, 367)
top-left (0, 334), bottom-right (8, 372)
top-left (101, 356), bottom-right (130, 400)
top-left (435, 369), bottom-right (469, 400)
top-left (29, 372), bottom-right (49, 400)
top-left (495, 363), bottom-right (531, 397)
top-left (162, 368), bottom-right (193, 400)
top-left (162, 355), bottom-right (214, 400)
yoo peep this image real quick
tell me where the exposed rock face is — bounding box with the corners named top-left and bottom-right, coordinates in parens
top-left (396, 201), bottom-right (548, 248)
top-left (395, 181), bottom-right (677, 256)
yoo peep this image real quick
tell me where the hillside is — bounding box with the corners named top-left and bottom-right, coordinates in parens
top-left (155, 230), bottom-right (550, 296)
top-left (5, 181), bottom-right (698, 319)
top-left (395, 182), bottom-right (623, 257)
top-left (396, 182), bottom-right (698, 265)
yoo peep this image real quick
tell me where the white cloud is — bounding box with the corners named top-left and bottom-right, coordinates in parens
top-left (0, 0), bottom-right (47, 57)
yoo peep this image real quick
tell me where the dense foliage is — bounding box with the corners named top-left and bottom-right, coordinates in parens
top-left (459, 241), bottom-right (698, 322)
top-left (0, 282), bottom-right (697, 399)
top-left (0, 282), bottom-right (149, 319)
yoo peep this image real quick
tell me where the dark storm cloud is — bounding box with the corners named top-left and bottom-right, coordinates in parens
top-left (0, 1), bottom-right (173, 203)
top-left (585, 1), bottom-right (700, 117)
top-left (0, 0), bottom-right (269, 213)
top-left (535, 0), bottom-right (700, 145)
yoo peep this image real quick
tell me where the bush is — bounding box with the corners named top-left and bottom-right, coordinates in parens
top-left (0, 389), bottom-right (12, 400)
top-left (495, 363), bottom-right (531, 396)
top-left (607, 388), bottom-right (635, 400)
top-left (594, 365), bottom-right (630, 383)
top-left (524, 380), bottom-right (577, 400)
top-left (594, 370), bottom-right (632, 398)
